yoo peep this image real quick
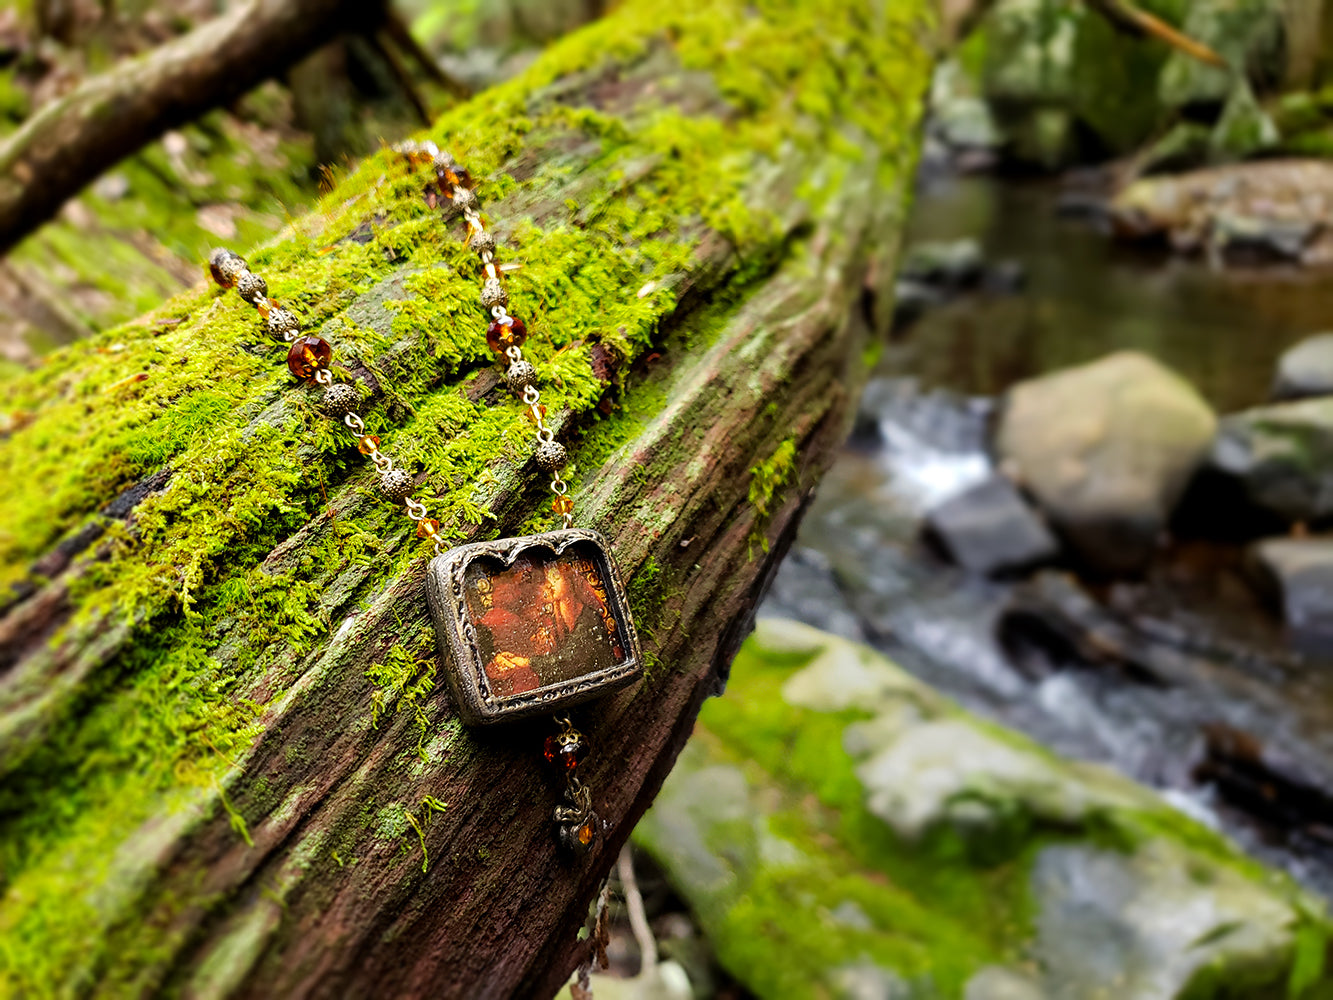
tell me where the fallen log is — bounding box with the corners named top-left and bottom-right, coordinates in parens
top-left (0, 0), bottom-right (933, 995)
top-left (0, 0), bottom-right (389, 255)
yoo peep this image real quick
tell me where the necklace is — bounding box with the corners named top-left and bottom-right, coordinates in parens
top-left (207, 140), bottom-right (642, 853)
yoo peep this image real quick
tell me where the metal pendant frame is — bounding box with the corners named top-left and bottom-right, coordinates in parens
top-left (426, 528), bottom-right (643, 725)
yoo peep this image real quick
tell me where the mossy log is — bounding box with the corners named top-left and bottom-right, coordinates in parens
top-left (0, 0), bottom-right (933, 996)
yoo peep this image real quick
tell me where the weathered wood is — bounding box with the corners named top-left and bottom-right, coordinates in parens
top-left (0, 0), bottom-right (389, 255)
top-left (0, 0), bottom-right (933, 995)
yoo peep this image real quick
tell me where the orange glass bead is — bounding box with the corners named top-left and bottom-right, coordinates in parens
top-left (485, 316), bottom-right (527, 354)
top-left (577, 820), bottom-right (595, 848)
top-left (286, 335), bottom-right (332, 380)
top-left (552, 496), bottom-right (574, 516)
top-left (357, 435), bottom-right (380, 455)
top-left (416, 518), bottom-right (440, 539)
top-left (445, 165), bottom-right (473, 190)
top-left (543, 731), bottom-right (586, 771)
top-left (256, 297), bottom-right (278, 318)
top-left (526, 404), bottom-right (548, 424)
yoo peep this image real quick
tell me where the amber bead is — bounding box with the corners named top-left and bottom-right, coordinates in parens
top-left (486, 316), bottom-right (527, 354)
top-left (445, 165), bottom-right (473, 190)
top-left (526, 404), bottom-right (548, 425)
top-left (416, 518), bottom-right (440, 540)
top-left (286, 336), bottom-right (332, 380)
top-left (543, 731), bottom-right (586, 771)
top-left (552, 495), bottom-right (574, 516)
top-left (577, 820), bottom-right (595, 848)
top-left (357, 435), bottom-right (380, 455)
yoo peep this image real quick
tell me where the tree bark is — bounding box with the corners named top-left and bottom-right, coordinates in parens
top-left (0, 0), bottom-right (933, 996)
top-left (0, 0), bottom-right (388, 256)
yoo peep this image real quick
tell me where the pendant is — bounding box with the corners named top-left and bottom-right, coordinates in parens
top-left (426, 528), bottom-right (643, 726)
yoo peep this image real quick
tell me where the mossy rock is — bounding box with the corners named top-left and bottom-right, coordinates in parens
top-left (635, 619), bottom-right (1332, 999)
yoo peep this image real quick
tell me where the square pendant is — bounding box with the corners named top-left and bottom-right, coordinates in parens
top-left (426, 528), bottom-right (643, 725)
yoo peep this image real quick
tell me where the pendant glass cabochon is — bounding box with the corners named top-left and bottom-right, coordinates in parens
top-left (426, 528), bottom-right (643, 724)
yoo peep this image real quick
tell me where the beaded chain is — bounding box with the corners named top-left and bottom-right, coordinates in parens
top-left (207, 248), bottom-right (453, 553)
top-left (206, 138), bottom-right (599, 854)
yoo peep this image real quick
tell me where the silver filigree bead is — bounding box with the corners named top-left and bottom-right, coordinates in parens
top-left (266, 307), bottom-right (301, 340)
top-left (480, 277), bottom-right (508, 309)
top-left (469, 230), bottom-right (496, 256)
top-left (378, 468), bottom-right (413, 502)
top-left (322, 383), bottom-right (358, 418)
top-left (451, 186), bottom-right (477, 212)
top-left (534, 439), bottom-right (567, 471)
top-left (504, 360), bottom-right (538, 394)
top-left (208, 248), bottom-right (247, 288)
top-left (236, 270), bottom-right (268, 305)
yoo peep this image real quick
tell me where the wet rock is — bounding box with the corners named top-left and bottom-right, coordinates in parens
top-left (1249, 536), bottom-right (1333, 634)
top-left (1210, 397), bottom-right (1333, 523)
top-left (636, 620), bottom-right (1326, 999)
top-left (924, 475), bottom-right (1058, 576)
top-left (995, 352), bottom-right (1217, 575)
top-left (1110, 159), bottom-right (1333, 265)
top-left (899, 238), bottom-right (985, 290)
top-left (1272, 333), bottom-right (1333, 401)
top-left (1031, 840), bottom-right (1294, 997)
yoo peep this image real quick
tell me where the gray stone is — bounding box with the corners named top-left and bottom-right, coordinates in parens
top-left (1250, 537), bottom-right (1333, 633)
top-left (1211, 397), bottom-right (1333, 522)
top-left (925, 475), bottom-right (1059, 576)
top-left (963, 967), bottom-right (1043, 1000)
top-left (635, 620), bottom-right (1319, 999)
top-left (899, 238), bottom-right (984, 289)
top-left (1031, 841), bottom-right (1293, 998)
top-left (1273, 333), bottom-right (1333, 401)
top-left (995, 352), bottom-right (1217, 574)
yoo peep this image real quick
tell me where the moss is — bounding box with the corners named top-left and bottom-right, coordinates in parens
top-left (747, 436), bottom-right (797, 553)
top-left (0, 0), bottom-right (933, 989)
top-left (641, 633), bottom-right (1332, 998)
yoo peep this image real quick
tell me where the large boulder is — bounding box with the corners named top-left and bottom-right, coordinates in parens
top-left (995, 352), bottom-right (1217, 574)
top-left (631, 620), bottom-right (1327, 1000)
top-left (1211, 397), bottom-right (1333, 523)
top-left (1273, 333), bottom-right (1333, 401)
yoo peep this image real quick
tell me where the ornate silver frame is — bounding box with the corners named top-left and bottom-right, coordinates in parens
top-left (426, 527), bottom-right (643, 725)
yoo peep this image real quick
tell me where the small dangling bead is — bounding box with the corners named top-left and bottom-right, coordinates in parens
top-left (543, 729), bottom-right (587, 771)
top-left (357, 434), bottom-right (380, 455)
top-left (416, 518), bottom-right (441, 540)
top-left (552, 495), bottom-right (574, 516)
top-left (527, 404), bottom-right (549, 425)
top-left (286, 336), bottom-right (332, 380)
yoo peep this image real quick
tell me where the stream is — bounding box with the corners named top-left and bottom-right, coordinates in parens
top-left (761, 173), bottom-right (1333, 899)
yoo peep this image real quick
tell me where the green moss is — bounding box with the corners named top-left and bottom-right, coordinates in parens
top-left (0, 0), bottom-right (933, 989)
top-left (640, 633), bottom-right (1331, 998)
top-left (747, 436), bottom-right (797, 553)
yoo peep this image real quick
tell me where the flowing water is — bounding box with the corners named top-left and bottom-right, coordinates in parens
top-left (763, 174), bottom-right (1333, 898)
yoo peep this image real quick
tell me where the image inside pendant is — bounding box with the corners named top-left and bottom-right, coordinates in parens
top-left (427, 527), bottom-right (642, 724)
top-left (462, 541), bottom-right (629, 699)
